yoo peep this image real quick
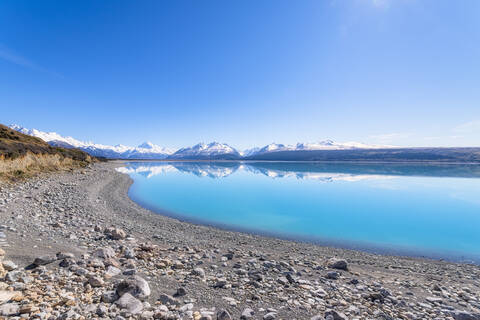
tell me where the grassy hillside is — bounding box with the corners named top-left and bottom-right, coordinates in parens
top-left (0, 124), bottom-right (94, 180)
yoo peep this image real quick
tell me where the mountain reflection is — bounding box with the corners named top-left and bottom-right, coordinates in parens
top-left (117, 161), bottom-right (480, 181)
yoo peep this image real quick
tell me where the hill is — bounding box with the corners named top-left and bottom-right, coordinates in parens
top-left (0, 124), bottom-right (95, 180)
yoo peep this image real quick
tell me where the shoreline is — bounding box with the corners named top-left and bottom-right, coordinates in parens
top-left (0, 161), bottom-right (479, 319)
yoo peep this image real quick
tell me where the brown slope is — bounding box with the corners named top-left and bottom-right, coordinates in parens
top-left (0, 124), bottom-right (95, 179)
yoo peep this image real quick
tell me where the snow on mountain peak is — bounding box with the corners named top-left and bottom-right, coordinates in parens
top-left (170, 142), bottom-right (240, 159)
top-left (9, 124), bottom-right (394, 160)
top-left (9, 125), bottom-right (173, 159)
top-left (138, 142), bottom-right (155, 149)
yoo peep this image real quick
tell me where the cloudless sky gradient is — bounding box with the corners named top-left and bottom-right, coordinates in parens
top-left (1, 0), bottom-right (479, 149)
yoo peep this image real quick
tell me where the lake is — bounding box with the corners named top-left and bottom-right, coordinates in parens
top-left (118, 161), bottom-right (480, 263)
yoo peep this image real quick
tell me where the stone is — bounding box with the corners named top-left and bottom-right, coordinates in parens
top-left (102, 290), bottom-right (119, 303)
top-left (56, 252), bottom-right (75, 260)
top-left (174, 287), bottom-right (187, 297)
top-left (5, 270), bottom-right (24, 283)
top-left (33, 255), bottom-right (56, 266)
top-left (2, 260), bottom-right (17, 271)
top-left (59, 309), bottom-right (79, 320)
top-left (327, 271), bottom-right (339, 280)
top-left (97, 304), bottom-right (108, 316)
top-left (264, 312), bottom-right (277, 320)
top-left (324, 309), bottom-right (348, 320)
top-left (94, 247), bottom-right (116, 259)
top-left (241, 308), bottom-right (254, 319)
top-left (215, 278), bottom-right (228, 288)
top-left (88, 275), bottom-right (105, 287)
top-left (0, 291), bottom-right (21, 305)
top-left (426, 296), bottom-right (442, 304)
top-left (192, 267), bottom-right (206, 278)
top-left (59, 258), bottom-right (76, 268)
top-left (0, 263), bottom-right (5, 279)
top-left (217, 309), bottom-right (232, 320)
top-left (116, 276), bottom-right (151, 300)
top-left (0, 303), bottom-right (19, 316)
top-left (116, 293), bottom-right (143, 314)
top-left (158, 293), bottom-right (180, 306)
top-left (106, 227), bottom-right (127, 240)
top-left (105, 265), bottom-right (122, 278)
top-left (451, 310), bottom-right (480, 320)
top-left (328, 258), bottom-right (348, 271)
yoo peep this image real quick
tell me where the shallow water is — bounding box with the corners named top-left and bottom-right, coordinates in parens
top-left (119, 161), bottom-right (480, 263)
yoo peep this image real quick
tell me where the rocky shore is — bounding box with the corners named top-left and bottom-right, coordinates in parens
top-left (0, 161), bottom-right (479, 319)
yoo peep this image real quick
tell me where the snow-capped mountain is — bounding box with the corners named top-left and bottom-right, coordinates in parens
top-left (9, 124), bottom-right (393, 160)
top-left (168, 142), bottom-right (241, 160)
top-left (9, 125), bottom-right (173, 159)
top-left (244, 140), bottom-right (391, 156)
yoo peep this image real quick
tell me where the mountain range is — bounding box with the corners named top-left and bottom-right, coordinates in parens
top-left (10, 125), bottom-right (480, 162)
top-left (10, 125), bottom-right (391, 160)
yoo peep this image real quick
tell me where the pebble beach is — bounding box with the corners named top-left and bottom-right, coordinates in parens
top-left (0, 161), bottom-right (479, 319)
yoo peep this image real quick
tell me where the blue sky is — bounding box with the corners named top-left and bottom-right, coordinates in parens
top-left (1, 0), bottom-right (479, 149)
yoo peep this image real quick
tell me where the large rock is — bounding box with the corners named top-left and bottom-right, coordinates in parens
top-left (116, 276), bottom-right (151, 300)
top-left (115, 293), bottom-right (143, 315)
top-left (327, 258), bottom-right (348, 271)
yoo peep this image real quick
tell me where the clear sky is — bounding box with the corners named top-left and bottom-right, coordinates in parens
top-left (1, 0), bottom-right (479, 150)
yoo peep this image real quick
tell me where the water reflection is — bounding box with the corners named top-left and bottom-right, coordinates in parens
top-left (117, 161), bottom-right (480, 181)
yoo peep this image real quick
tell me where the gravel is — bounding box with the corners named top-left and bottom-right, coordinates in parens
top-left (0, 161), bottom-right (479, 319)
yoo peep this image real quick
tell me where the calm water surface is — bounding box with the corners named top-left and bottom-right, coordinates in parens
top-left (118, 162), bottom-right (480, 263)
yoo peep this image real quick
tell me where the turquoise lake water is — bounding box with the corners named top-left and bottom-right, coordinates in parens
top-left (119, 162), bottom-right (480, 263)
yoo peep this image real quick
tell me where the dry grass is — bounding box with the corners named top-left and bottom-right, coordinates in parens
top-left (0, 124), bottom-right (95, 181)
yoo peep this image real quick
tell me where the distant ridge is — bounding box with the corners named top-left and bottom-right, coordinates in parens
top-left (10, 125), bottom-right (394, 160)
top-left (9, 125), bottom-right (480, 162)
